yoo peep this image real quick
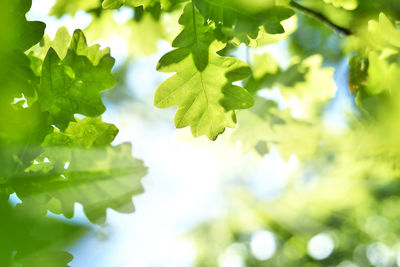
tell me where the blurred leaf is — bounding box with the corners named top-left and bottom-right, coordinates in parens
top-left (14, 117), bottom-right (146, 223)
top-left (289, 13), bottom-right (344, 61)
top-left (348, 55), bottom-right (368, 94)
top-left (0, 0), bottom-right (45, 53)
top-left (85, 11), bottom-right (164, 58)
top-left (102, 0), bottom-right (125, 9)
top-left (232, 97), bottom-right (322, 160)
top-left (193, 0), bottom-right (295, 44)
top-left (0, 201), bottom-right (87, 267)
top-left (126, 0), bottom-right (158, 8)
top-left (323, 0), bottom-right (358, 10)
top-left (50, 0), bottom-right (100, 17)
top-left (39, 27), bottom-right (71, 60)
top-left (237, 16), bottom-right (298, 47)
top-left (367, 13), bottom-right (400, 52)
top-left (246, 53), bottom-right (309, 94)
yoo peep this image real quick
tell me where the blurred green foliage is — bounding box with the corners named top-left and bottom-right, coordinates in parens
top-left (3, 0), bottom-right (400, 266)
top-left (187, 6), bottom-right (400, 267)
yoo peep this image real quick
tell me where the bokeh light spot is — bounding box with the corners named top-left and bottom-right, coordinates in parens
top-left (250, 230), bottom-right (277, 261)
top-left (307, 233), bottom-right (334, 260)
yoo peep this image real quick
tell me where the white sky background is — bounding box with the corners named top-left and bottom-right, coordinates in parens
top-left (27, 1), bottom-right (299, 266)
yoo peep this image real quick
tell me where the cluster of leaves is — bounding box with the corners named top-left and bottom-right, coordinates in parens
top-left (0, 0), bottom-right (146, 265)
top-left (184, 4), bottom-right (400, 267)
top-left (149, 0), bottom-right (400, 142)
top-left (153, 0), bottom-right (297, 139)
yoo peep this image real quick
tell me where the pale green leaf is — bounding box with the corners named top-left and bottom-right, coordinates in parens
top-left (102, 0), bottom-right (124, 9)
top-left (18, 118), bottom-right (146, 224)
top-left (155, 3), bottom-right (253, 140)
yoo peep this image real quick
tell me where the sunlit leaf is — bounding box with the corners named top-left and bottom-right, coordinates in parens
top-left (155, 3), bottom-right (253, 140)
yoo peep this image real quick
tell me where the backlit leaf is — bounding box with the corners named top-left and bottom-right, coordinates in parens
top-left (39, 30), bottom-right (117, 130)
top-left (155, 3), bottom-right (253, 140)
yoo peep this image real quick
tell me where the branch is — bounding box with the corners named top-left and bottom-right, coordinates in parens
top-left (289, 0), bottom-right (352, 36)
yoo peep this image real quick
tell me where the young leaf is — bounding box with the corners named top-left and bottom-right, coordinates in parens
top-left (193, 0), bottom-right (295, 43)
top-left (16, 118), bottom-right (146, 224)
top-left (39, 27), bottom-right (72, 61)
top-left (155, 3), bottom-right (253, 140)
top-left (39, 30), bottom-right (117, 130)
top-left (232, 97), bottom-right (322, 160)
top-left (0, 202), bottom-right (87, 267)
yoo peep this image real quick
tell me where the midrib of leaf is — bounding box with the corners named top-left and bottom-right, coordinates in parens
top-left (190, 1), bottom-right (214, 134)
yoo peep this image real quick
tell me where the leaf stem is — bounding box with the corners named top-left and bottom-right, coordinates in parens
top-left (289, 0), bottom-right (352, 36)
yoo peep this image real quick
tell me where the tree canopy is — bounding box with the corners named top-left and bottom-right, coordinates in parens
top-left (1, 0), bottom-right (400, 266)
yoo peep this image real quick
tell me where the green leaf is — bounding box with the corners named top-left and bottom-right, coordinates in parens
top-left (232, 97), bottom-right (322, 160)
top-left (353, 13), bottom-right (400, 114)
top-left (367, 13), bottom-right (400, 52)
top-left (0, 201), bottom-right (87, 267)
top-left (155, 3), bottom-right (253, 140)
top-left (38, 27), bottom-right (72, 62)
top-left (231, 97), bottom-right (283, 155)
top-left (349, 55), bottom-right (368, 94)
top-left (50, 0), bottom-right (100, 17)
top-left (126, 0), bottom-right (158, 8)
top-left (103, 0), bottom-right (184, 10)
top-left (0, 1), bottom-right (50, 201)
top-left (0, 103), bottom-right (51, 182)
top-left (193, 0), bottom-right (295, 43)
top-left (159, 0), bottom-right (187, 11)
top-left (64, 117), bottom-right (119, 147)
top-left (245, 53), bottom-right (309, 94)
top-left (39, 30), bottom-right (117, 130)
top-left (252, 55), bottom-right (335, 118)
top-left (17, 118), bottom-right (146, 224)
top-left (103, 0), bottom-right (124, 9)
top-left (0, 0), bottom-right (45, 52)
top-left (366, 52), bottom-right (400, 95)
top-left (69, 29), bottom-right (112, 65)
top-left (323, 0), bottom-right (358, 10)
top-left (85, 11), bottom-right (164, 58)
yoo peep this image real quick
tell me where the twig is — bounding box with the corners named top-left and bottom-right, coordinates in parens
top-left (289, 0), bottom-right (353, 36)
